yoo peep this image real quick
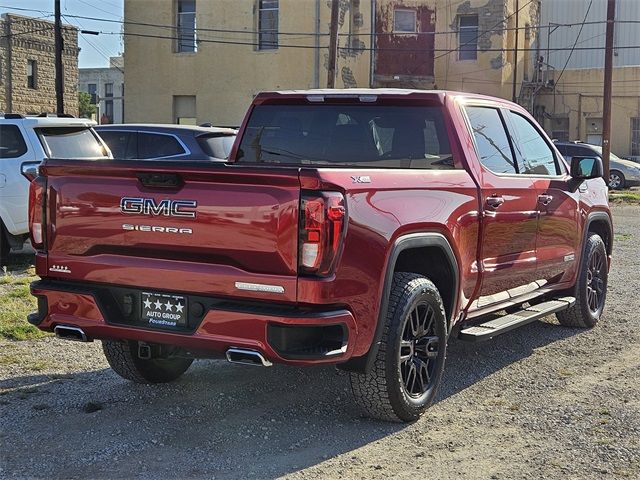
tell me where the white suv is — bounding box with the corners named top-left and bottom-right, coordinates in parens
top-left (0, 114), bottom-right (111, 265)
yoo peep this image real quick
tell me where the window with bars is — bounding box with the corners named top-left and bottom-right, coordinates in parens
top-left (631, 118), bottom-right (640, 156)
top-left (176, 0), bottom-right (197, 53)
top-left (27, 60), bottom-right (37, 89)
top-left (458, 15), bottom-right (478, 60)
top-left (258, 0), bottom-right (278, 50)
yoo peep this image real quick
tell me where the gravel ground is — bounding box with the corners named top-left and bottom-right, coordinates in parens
top-left (1, 205), bottom-right (638, 480)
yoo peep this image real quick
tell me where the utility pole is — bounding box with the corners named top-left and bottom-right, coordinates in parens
top-left (326, 0), bottom-right (339, 88)
top-left (512, 0), bottom-right (519, 103)
top-left (54, 0), bottom-right (64, 114)
top-left (602, 0), bottom-right (616, 181)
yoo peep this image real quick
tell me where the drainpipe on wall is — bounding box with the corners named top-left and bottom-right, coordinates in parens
top-left (314, 0), bottom-right (320, 88)
top-left (369, 0), bottom-right (376, 88)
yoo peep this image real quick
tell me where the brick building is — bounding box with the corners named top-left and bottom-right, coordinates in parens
top-left (0, 13), bottom-right (79, 116)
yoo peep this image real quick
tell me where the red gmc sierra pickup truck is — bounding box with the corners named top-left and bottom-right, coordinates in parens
top-left (28, 90), bottom-right (612, 422)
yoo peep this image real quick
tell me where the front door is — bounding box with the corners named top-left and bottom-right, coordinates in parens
top-left (464, 105), bottom-right (541, 308)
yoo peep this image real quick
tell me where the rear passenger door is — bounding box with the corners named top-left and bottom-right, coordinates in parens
top-left (504, 110), bottom-right (580, 287)
top-left (97, 130), bottom-right (137, 159)
top-left (0, 124), bottom-right (33, 234)
top-left (464, 105), bottom-right (540, 308)
top-left (137, 132), bottom-right (188, 159)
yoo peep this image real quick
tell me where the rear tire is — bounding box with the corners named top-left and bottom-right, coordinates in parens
top-left (349, 273), bottom-right (447, 422)
top-left (556, 233), bottom-right (608, 328)
top-left (0, 222), bottom-right (10, 268)
top-left (102, 340), bottom-right (193, 383)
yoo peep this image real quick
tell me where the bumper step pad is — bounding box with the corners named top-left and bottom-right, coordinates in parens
top-left (458, 296), bottom-right (576, 342)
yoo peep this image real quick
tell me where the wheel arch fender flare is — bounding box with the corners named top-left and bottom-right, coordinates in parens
top-left (341, 232), bottom-right (460, 374)
top-left (584, 211), bottom-right (613, 257)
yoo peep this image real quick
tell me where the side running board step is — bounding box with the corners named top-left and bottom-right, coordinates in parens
top-left (458, 296), bottom-right (576, 342)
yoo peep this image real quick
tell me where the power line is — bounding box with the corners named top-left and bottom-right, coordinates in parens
top-left (556, 0), bottom-right (594, 85)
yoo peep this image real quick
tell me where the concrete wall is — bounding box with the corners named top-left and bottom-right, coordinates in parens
top-left (124, 0), bottom-right (538, 125)
top-left (124, 0), bottom-right (372, 126)
top-left (0, 14), bottom-right (79, 116)
top-left (434, 0), bottom-right (539, 99)
top-left (536, 66), bottom-right (640, 157)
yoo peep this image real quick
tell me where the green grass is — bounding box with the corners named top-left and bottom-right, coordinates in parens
top-left (610, 191), bottom-right (640, 203)
top-left (0, 270), bottom-right (47, 341)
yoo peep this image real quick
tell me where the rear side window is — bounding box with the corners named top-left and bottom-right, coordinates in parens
top-left (465, 106), bottom-right (516, 174)
top-left (237, 105), bottom-right (455, 169)
top-left (0, 125), bottom-right (28, 158)
top-left (138, 133), bottom-right (186, 159)
top-left (507, 111), bottom-right (559, 175)
top-left (36, 127), bottom-right (109, 159)
top-left (197, 134), bottom-right (236, 159)
top-left (97, 130), bottom-right (137, 159)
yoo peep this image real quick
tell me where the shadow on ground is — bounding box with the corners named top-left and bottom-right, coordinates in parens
top-left (1, 318), bottom-right (581, 479)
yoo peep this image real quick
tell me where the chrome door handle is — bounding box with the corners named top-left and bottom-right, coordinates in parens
top-left (538, 194), bottom-right (553, 206)
top-left (485, 195), bottom-right (505, 209)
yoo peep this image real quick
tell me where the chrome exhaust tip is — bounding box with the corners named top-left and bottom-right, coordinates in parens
top-left (54, 325), bottom-right (90, 342)
top-left (226, 348), bottom-right (272, 367)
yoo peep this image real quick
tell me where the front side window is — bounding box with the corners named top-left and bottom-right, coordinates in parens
top-left (237, 104), bottom-right (455, 169)
top-left (138, 133), bottom-right (186, 159)
top-left (176, 0), bottom-right (197, 53)
top-left (458, 15), bottom-right (478, 60)
top-left (37, 127), bottom-right (110, 159)
top-left (0, 125), bottom-right (28, 158)
top-left (27, 60), bottom-right (37, 89)
top-left (465, 106), bottom-right (516, 174)
top-left (394, 9), bottom-right (417, 33)
top-left (507, 111), bottom-right (559, 175)
top-left (258, 0), bottom-right (279, 50)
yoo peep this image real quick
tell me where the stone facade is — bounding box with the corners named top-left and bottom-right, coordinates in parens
top-left (0, 13), bottom-right (79, 116)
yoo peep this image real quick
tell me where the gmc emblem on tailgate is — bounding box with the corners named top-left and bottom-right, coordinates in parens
top-left (120, 197), bottom-right (197, 218)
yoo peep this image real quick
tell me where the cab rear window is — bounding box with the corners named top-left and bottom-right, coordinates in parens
top-left (237, 104), bottom-right (456, 169)
top-left (36, 127), bottom-right (109, 159)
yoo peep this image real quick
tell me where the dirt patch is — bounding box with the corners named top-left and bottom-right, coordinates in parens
top-left (0, 205), bottom-right (638, 479)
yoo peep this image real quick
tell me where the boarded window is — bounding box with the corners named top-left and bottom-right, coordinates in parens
top-left (174, 95), bottom-right (196, 125)
top-left (176, 0), bottom-right (197, 53)
top-left (458, 15), bottom-right (478, 60)
top-left (258, 0), bottom-right (278, 50)
top-left (394, 9), bottom-right (416, 33)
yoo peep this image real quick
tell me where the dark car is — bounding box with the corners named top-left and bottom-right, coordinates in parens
top-left (95, 124), bottom-right (237, 161)
top-left (554, 140), bottom-right (640, 189)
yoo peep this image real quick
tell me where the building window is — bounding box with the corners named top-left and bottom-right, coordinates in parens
top-left (631, 118), bottom-right (640, 156)
top-left (393, 9), bottom-right (417, 33)
top-left (104, 83), bottom-right (114, 124)
top-left (550, 116), bottom-right (569, 142)
top-left (258, 0), bottom-right (278, 50)
top-left (458, 15), bottom-right (478, 60)
top-left (27, 60), bottom-right (37, 89)
top-left (176, 0), bottom-right (197, 53)
top-left (88, 83), bottom-right (97, 104)
top-left (174, 95), bottom-right (197, 125)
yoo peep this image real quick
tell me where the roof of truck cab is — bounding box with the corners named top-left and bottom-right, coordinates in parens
top-left (253, 88), bottom-right (520, 107)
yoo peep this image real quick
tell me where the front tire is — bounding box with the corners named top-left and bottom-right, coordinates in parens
top-left (556, 233), bottom-right (608, 328)
top-left (609, 170), bottom-right (625, 189)
top-left (350, 273), bottom-right (448, 422)
top-left (102, 340), bottom-right (193, 383)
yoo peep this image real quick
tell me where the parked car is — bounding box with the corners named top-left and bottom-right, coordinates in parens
top-left (95, 124), bottom-right (237, 161)
top-left (0, 113), bottom-right (111, 265)
top-left (554, 140), bottom-right (640, 189)
top-left (623, 155), bottom-right (640, 165)
top-left (28, 90), bottom-right (611, 422)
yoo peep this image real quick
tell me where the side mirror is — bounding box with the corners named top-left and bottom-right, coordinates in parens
top-left (570, 156), bottom-right (603, 180)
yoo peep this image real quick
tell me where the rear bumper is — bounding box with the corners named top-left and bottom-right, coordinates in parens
top-left (30, 280), bottom-right (358, 366)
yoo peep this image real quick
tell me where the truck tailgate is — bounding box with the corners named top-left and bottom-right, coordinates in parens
top-left (41, 160), bottom-right (300, 302)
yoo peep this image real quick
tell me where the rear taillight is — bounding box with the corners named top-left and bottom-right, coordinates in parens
top-left (299, 191), bottom-right (346, 276)
top-left (29, 176), bottom-right (47, 250)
